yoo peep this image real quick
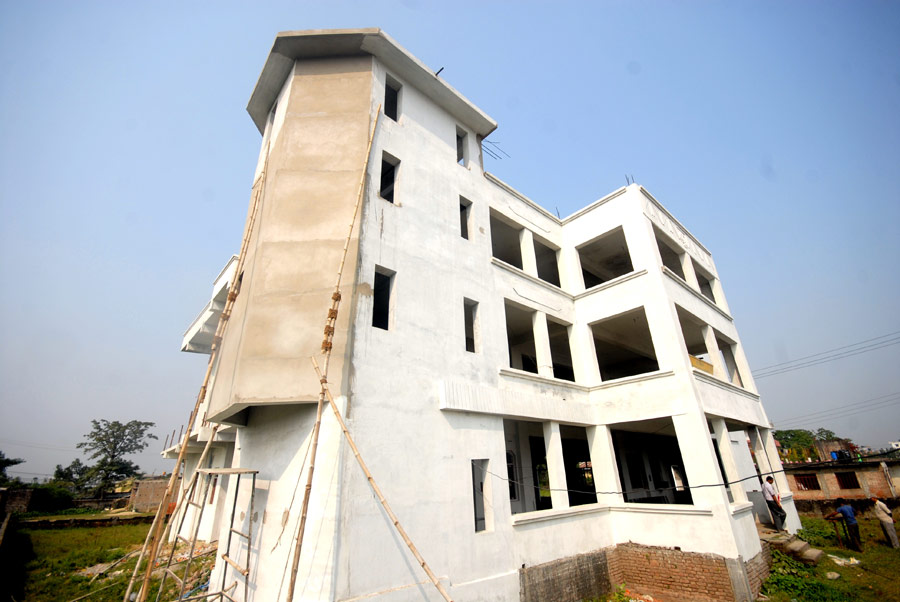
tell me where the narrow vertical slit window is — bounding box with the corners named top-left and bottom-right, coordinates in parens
top-left (372, 267), bottom-right (395, 330)
top-left (456, 127), bottom-right (468, 165)
top-left (384, 76), bottom-right (400, 121)
top-left (380, 153), bottom-right (399, 203)
top-left (459, 196), bottom-right (472, 240)
top-left (471, 459), bottom-right (492, 532)
top-left (464, 298), bottom-right (479, 353)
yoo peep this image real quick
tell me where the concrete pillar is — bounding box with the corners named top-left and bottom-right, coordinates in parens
top-left (680, 253), bottom-right (701, 292)
top-left (558, 246), bottom-right (585, 294)
top-left (711, 418), bottom-right (748, 504)
top-left (731, 343), bottom-right (757, 394)
top-left (672, 413), bottom-right (730, 506)
top-left (711, 277), bottom-right (731, 315)
top-left (759, 427), bottom-right (791, 492)
top-left (543, 421), bottom-right (569, 509)
top-left (749, 427), bottom-right (773, 482)
top-left (532, 312), bottom-right (554, 378)
top-left (570, 322), bottom-right (602, 385)
top-left (703, 325), bottom-right (727, 380)
top-left (519, 228), bottom-right (538, 277)
top-left (587, 425), bottom-right (622, 503)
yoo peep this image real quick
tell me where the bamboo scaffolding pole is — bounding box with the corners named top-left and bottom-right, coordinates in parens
top-left (127, 140), bottom-right (272, 602)
top-left (311, 358), bottom-right (453, 602)
top-left (284, 106), bottom-right (380, 602)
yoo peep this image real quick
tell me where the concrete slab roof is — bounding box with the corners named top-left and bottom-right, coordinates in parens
top-left (247, 28), bottom-right (498, 138)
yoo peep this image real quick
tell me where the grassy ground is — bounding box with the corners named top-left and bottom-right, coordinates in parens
top-left (1, 519), bottom-right (212, 602)
top-left (761, 516), bottom-right (900, 602)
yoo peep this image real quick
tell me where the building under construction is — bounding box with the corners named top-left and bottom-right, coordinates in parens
top-left (151, 28), bottom-right (800, 602)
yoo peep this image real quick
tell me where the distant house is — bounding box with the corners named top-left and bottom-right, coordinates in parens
top-left (785, 458), bottom-right (900, 501)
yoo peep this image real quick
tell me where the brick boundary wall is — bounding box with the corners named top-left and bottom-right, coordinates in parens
top-left (520, 542), bottom-right (772, 602)
top-left (519, 549), bottom-right (611, 602)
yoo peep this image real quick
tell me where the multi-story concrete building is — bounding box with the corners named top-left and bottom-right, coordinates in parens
top-left (182, 28), bottom-right (799, 602)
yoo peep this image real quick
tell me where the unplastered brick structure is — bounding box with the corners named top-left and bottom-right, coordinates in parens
top-left (177, 28), bottom-right (799, 602)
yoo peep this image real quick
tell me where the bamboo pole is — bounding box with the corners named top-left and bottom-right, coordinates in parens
top-left (311, 358), bottom-right (453, 602)
top-left (127, 140), bottom-right (272, 602)
top-left (283, 107), bottom-right (380, 602)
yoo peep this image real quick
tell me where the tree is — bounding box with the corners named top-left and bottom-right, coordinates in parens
top-left (0, 450), bottom-right (24, 484)
top-left (76, 419), bottom-right (157, 497)
top-left (814, 428), bottom-right (837, 441)
top-left (772, 429), bottom-right (817, 462)
top-left (53, 458), bottom-right (93, 495)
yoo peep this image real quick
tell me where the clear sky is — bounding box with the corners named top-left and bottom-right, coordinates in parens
top-left (1, 1), bottom-right (898, 480)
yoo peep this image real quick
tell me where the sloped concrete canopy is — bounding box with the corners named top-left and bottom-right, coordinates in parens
top-left (247, 28), bottom-right (498, 137)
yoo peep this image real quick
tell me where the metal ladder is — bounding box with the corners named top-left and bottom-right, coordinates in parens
top-left (155, 467), bottom-right (258, 602)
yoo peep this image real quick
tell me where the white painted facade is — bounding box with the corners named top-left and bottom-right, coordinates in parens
top-left (180, 29), bottom-right (799, 602)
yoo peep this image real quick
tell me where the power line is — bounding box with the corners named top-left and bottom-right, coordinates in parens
top-left (774, 391), bottom-right (900, 424)
top-left (754, 337), bottom-right (900, 379)
top-left (0, 437), bottom-right (79, 452)
top-left (777, 398), bottom-right (900, 429)
top-left (753, 330), bottom-right (900, 373)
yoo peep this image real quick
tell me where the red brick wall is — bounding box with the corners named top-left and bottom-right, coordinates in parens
top-left (745, 542), bottom-right (771, 599)
top-left (788, 465), bottom-right (893, 500)
top-left (607, 543), bottom-right (735, 602)
top-left (129, 479), bottom-right (171, 513)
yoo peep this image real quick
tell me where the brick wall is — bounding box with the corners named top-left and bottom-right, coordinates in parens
top-left (5, 489), bottom-right (34, 513)
top-left (607, 543), bottom-right (735, 602)
top-left (788, 464), bottom-right (895, 500)
top-left (129, 478), bottom-right (170, 513)
top-left (519, 549), bottom-right (610, 602)
top-left (744, 542), bottom-right (771, 599)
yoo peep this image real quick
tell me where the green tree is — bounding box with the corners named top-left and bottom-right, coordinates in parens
top-left (76, 419), bottom-right (157, 497)
top-left (813, 428), bottom-right (837, 441)
top-left (772, 429), bottom-right (817, 462)
top-left (0, 450), bottom-right (25, 484)
top-left (53, 458), bottom-right (93, 495)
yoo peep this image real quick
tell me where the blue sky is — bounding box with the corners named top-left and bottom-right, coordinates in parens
top-left (1, 1), bottom-right (898, 479)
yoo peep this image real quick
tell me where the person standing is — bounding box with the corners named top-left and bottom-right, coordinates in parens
top-left (763, 476), bottom-right (787, 532)
top-left (827, 498), bottom-right (862, 552)
top-left (871, 496), bottom-right (899, 548)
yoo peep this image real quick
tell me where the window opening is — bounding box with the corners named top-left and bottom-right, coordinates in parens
top-left (794, 474), bottom-right (821, 491)
top-left (653, 226), bottom-right (685, 280)
top-left (456, 127), bottom-right (467, 165)
top-left (711, 438), bottom-right (733, 503)
top-left (471, 459), bottom-right (491, 532)
top-left (676, 306), bottom-right (713, 375)
top-left (533, 237), bottom-right (561, 287)
top-left (835, 471), bottom-right (860, 489)
top-left (547, 319), bottom-right (575, 381)
top-left (504, 300), bottom-right (537, 373)
top-left (590, 307), bottom-right (659, 381)
top-left (693, 261), bottom-right (717, 303)
top-left (459, 196), bottom-right (472, 240)
top-left (611, 418), bottom-right (692, 505)
top-left (372, 267), bottom-right (394, 330)
top-left (577, 226), bottom-right (634, 288)
top-left (504, 420), bottom-right (551, 513)
top-left (715, 333), bottom-right (743, 387)
top-left (384, 76), bottom-right (400, 121)
top-left (380, 153), bottom-right (399, 203)
top-left (463, 298), bottom-right (479, 353)
top-left (490, 211), bottom-right (523, 269)
top-left (506, 451), bottom-right (519, 501)
top-left (560, 425), bottom-right (596, 506)
top-left (209, 475), bottom-right (218, 504)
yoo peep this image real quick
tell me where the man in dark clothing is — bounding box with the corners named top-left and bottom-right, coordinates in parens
top-left (827, 498), bottom-right (862, 551)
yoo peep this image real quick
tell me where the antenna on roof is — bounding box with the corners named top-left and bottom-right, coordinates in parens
top-left (555, 206), bottom-right (561, 219)
top-left (625, 174), bottom-right (631, 185)
top-left (435, 67), bottom-right (444, 76)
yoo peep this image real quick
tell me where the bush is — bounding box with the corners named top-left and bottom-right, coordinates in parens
top-left (762, 550), bottom-right (849, 602)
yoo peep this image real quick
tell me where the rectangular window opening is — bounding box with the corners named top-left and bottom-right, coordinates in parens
top-left (577, 226), bottom-right (634, 288)
top-left (504, 300), bottom-right (537, 373)
top-left (384, 76), bottom-right (400, 121)
top-left (835, 471), bottom-right (860, 489)
top-left (547, 319), bottom-right (575, 382)
top-left (471, 459), bottom-right (492, 532)
top-left (372, 267), bottom-right (394, 330)
top-left (456, 127), bottom-right (468, 165)
top-left (715, 333), bottom-right (744, 387)
top-left (560, 425), bottom-right (597, 506)
top-left (794, 474), bottom-right (821, 491)
top-left (380, 153), bottom-right (399, 203)
top-left (693, 261), bottom-right (718, 304)
top-left (676, 306), bottom-right (714, 375)
top-left (464, 298), bottom-right (479, 353)
top-left (534, 237), bottom-right (561, 287)
top-left (611, 418), bottom-right (692, 505)
top-left (459, 197), bottom-right (472, 240)
top-left (504, 419), bottom-right (552, 513)
top-left (490, 210), bottom-right (524, 269)
top-left (591, 307), bottom-right (659, 381)
top-left (653, 226), bottom-right (686, 280)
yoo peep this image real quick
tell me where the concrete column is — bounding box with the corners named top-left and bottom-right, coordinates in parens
top-left (587, 425), bottom-right (622, 503)
top-left (731, 343), bottom-right (757, 394)
top-left (749, 427), bottom-right (773, 482)
top-left (570, 322), bottom-right (602, 385)
top-left (680, 253), bottom-right (701, 291)
top-left (759, 427), bottom-right (791, 492)
top-left (532, 311), bottom-right (554, 378)
top-left (711, 277), bottom-right (731, 315)
top-left (558, 246), bottom-right (585, 294)
top-left (519, 228), bottom-right (538, 277)
top-left (711, 418), bottom-right (748, 504)
top-left (672, 413), bottom-right (730, 506)
top-left (543, 421), bottom-right (569, 509)
top-left (702, 325), bottom-right (727, 380)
